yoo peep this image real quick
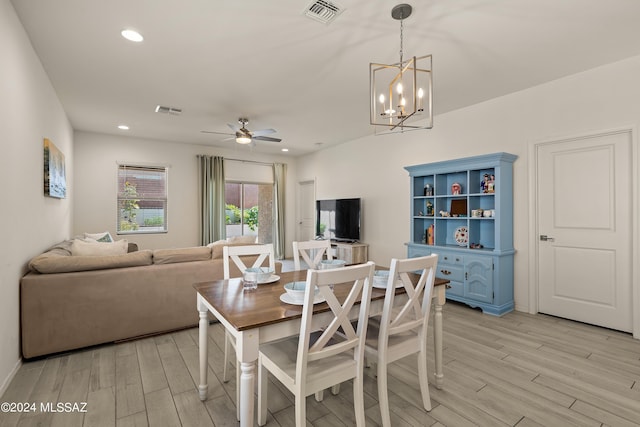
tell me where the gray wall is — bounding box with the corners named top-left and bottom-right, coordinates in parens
top-left (0, 0), bottom-right (74, 394)
top-left (73, 131), bottom-right (297, 252)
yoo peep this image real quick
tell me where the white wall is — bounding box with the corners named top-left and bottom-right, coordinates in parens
top-left (0, 0), bottom-right (73, 394)
top-left (74, 131), bottom-right (297, 252)
top-left (297, 55), bottom-right (640, 313)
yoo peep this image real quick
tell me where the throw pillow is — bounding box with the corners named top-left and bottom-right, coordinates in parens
top-left (71, 239), bottom-right (128, 256)
top-left (84, 231), bottom-right (114, 243)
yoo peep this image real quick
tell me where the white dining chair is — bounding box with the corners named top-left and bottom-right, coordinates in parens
top-left (292, 239), bottom-right (332, 270)
top-left (222, 243), bottom-right (275, 420)
top-left (257, 261), bottom-right (376, 427)
top-left (365, 254), bottom-right (438, 427)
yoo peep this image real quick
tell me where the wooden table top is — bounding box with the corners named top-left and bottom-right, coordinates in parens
top-left (193, 270), bottom-right (449, 332)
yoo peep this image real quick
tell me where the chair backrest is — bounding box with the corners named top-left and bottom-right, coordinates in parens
top-left (222, 243), bottom-right (276, 279)
top-left (292, 240), bottom-right (333, 270)
top-left (296, 261), bottom-right (376, 380)
top-left (379, 255), bottom-right (438, 348)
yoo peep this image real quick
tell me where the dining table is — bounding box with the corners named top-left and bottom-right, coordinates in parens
top-left (194, 269), bottom-right (449, 427)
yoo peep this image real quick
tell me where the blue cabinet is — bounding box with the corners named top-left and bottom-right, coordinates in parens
top-left (405, 153), bottom-right (517, 316)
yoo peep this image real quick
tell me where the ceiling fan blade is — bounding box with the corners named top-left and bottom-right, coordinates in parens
top-left (251, 128), bottom-right (276, 137)
top-left (227, 123), bottom-right (240, 132)
top-left (253, 136), bottom-right (282, 143)
top-left (201, 130), bottom-right (233, 136)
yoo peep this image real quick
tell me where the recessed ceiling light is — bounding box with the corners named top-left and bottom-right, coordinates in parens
top-left (118, 125), bottom-right (130, 130)
top-left (121, 29), bottom-right (143, 42)
top-left (281, 148), bottom-right (289, 152)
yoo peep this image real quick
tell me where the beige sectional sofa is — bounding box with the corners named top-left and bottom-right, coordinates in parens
top-left (20, 239), bottom-right (281, 359)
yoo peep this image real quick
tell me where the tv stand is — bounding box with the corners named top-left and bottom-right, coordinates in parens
top-left (331, 241), bottom-right (368, 265)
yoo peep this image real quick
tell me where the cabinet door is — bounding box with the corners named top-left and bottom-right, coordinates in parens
top-left (464, 256), bottom-right (493, 303)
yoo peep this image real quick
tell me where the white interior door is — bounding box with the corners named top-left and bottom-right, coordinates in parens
top-left (297, 180), bottom-right (316, 241)
top-left (537, 130), bottom-right (633, 332)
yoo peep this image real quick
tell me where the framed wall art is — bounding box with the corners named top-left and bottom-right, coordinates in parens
top-left (44, 138), bottom-right (66, 198)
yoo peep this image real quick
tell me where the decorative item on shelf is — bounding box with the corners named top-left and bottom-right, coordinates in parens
top-left (470, 243), bottom-right (484, 249)
top-left (450, 199), bottom-right (467, 217)
top-left (451, 182), bottom-right (462, 195)
top-left (424, 184), bottom-right (433, 196)
top-left (439, 210), bottom-right (450, 217)
top-left (472, 209), bottom-right (484, 218)
top-left (426, 200), bottom-right (434, 216)
top-left (370, 3), bottom-right (433, 133)
top-left (481, 173), bottom-right (490, 193)
top-left (483, 210), bottom-right (493, 218)
top-left (488, 174), bottom-right (495, 193)
top-left (427, 224), bottom-right (435, 245)
top-left (454, 226), bottom-right (468, 246)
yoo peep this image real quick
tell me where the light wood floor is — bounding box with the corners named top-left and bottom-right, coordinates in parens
top-left (2, 301), bottom-right (639, 427)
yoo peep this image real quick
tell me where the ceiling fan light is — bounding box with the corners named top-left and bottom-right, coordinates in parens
top-left (236, 135), bottom-right (252, 144)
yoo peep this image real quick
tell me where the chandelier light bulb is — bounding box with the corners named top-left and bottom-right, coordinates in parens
top-left (418, 88), bottom-right (424, 98)
top-left (396, 82), bottom-right (403, 94)
top-left (379, 94), bottom-right (385, 104)
top-left (400, 97), bottom-right (406, 106)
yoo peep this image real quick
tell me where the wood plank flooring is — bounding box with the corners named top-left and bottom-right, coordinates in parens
top-left (1, 301), bottom-right (639, 427)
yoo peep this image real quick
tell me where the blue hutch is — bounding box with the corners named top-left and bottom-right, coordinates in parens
top-left (405, 152), bottom-right (517, 315)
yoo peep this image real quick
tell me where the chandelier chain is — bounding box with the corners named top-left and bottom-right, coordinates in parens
top-left (399, 13), bottom-right (404, 65)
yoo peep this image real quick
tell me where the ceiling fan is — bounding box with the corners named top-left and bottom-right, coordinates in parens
top-left (201, 118), bottom-right (282, 145)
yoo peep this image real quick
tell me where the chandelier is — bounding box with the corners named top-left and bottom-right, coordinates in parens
top-left (370, 4), bottom-right (433, 132)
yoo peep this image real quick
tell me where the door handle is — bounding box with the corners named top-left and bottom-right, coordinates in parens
top-left (540, 235), bottom-right (555, 242)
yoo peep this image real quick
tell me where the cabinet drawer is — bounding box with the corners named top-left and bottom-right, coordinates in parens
top-left (439, 253), bottom-right (464, 265)
top-left (436, 264), bottom-right (463, 282)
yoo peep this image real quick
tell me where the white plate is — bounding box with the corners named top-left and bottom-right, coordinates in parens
top-left (279, 293), bottom-right (326, 306)
top-left (259, 275), bottom-right (280, 284)
top-left (454, 226), bottom-right (468, 246)
top-left (372, 280), bottom-right (403, 290)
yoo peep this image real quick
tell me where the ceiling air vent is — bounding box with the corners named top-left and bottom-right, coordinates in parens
top-left (155, 105), bottom-right (182, 115)
top-left (304, 0), bottom-right (344, 24)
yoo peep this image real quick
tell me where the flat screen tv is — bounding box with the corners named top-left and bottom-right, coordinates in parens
top-left (316, 198), bottom-right (361, 242)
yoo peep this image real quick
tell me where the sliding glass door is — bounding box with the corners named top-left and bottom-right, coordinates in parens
top-left (225, 182), bottom-right (273, 243)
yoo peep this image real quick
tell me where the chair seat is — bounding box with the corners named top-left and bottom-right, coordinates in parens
top-left (363, 316), bottom-right (421, 362)
top-left (260, 333), bottom-right (357, 393)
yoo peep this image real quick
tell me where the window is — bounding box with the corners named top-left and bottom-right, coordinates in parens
top-left (117, 165), bottom-right (168, 234)
top-left (225, 182), bottom-right (273, 243)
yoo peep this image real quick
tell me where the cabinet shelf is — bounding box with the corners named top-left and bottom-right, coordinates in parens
top-left (405, 152), bottom-right (517, 316)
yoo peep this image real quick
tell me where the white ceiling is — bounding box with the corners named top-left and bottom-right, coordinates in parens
top-left (11, 0), bottom-right (640, 156)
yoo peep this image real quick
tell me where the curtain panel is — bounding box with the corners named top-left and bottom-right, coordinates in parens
top-left (197, 155), bottom-right (225, 245)
top-left (273, 163), bottom-right (286, 259)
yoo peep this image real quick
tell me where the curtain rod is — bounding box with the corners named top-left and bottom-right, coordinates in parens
top-left (224, 157), bottom-right (275, 167)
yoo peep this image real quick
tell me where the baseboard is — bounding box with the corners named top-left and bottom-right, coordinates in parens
top-left (0, 358), bottom-right (22, 398)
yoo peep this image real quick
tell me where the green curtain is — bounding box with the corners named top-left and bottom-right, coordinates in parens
top-left (273, 163), bottom-right (286, 259)
top-left (197, 155), bottom-right (225, 245)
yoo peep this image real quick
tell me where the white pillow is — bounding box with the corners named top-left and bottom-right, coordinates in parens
top-left (206, 239), bottom-right (228, 248)
top-left (84, 231), bottom-right (114, 243)
top-left (71, 239), bottom-right (128, 256)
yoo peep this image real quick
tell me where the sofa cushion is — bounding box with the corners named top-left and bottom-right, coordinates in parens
top-left (71, 239), bottom-right (128, 256)
top-left (210, 241), bottom-right (259, 260)
top-left (153, 246), bottom-right (212, 265)
top-left (28, 250), bottom-right (153, 274)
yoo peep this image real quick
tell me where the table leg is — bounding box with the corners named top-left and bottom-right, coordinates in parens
top-left (239, 361), bottom-right (255, 427)
top-left (433, 301), bottom-right (444, 389)
top-left (198, 307), bottom-right (209, 401)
